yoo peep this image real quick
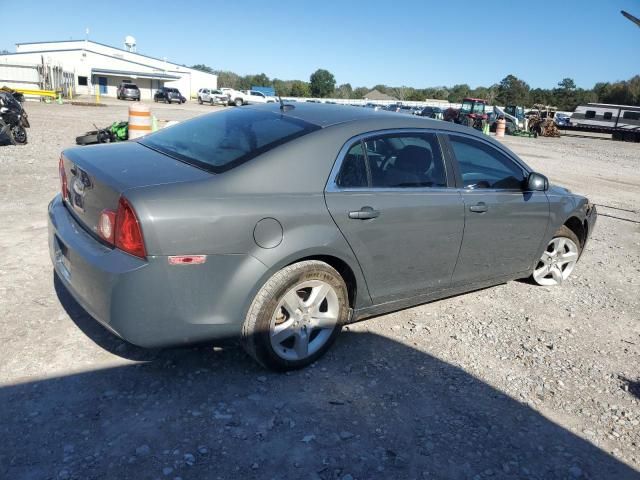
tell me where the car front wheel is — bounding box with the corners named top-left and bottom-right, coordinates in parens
top-left (241, 260), bottom-right (349, 370)
top-left (234, 98), bottom-right (243, 107)
top-left (532, 225), bottom-right (580, 286)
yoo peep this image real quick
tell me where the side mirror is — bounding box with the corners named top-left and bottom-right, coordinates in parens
top-left (526, 172), bottom-right (549, 191)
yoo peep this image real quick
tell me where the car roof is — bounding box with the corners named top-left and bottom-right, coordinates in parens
top-left (243, 102), bottom-right (479, 135)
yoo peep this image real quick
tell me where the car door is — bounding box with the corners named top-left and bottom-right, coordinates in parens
top-left (444, 133), bottom-right (549, 286)
top-left (325, 131), bottom-right (465, 304)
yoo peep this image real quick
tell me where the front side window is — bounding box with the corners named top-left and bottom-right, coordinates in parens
top-left (449, 135), bottom-right (527, 190)
top-left (140, 108), bottom-right (320, 173)
top-left (335, 133), bottom-right (447, 189)
top-left (623, 111), bottom-right (640, 120)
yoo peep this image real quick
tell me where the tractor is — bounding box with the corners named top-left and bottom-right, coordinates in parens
top-left (444, 97), bottom-right (488, 131)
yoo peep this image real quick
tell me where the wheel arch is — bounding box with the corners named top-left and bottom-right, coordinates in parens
top-left (286, 254), bottom-right (358, 309)
top-left (563, 216), bottom-right (586, 248)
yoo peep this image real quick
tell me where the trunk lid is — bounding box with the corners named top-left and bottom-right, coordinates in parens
top-left (61, 141), bottom-right (210, 238)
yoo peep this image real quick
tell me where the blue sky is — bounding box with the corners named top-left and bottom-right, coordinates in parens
top-left (1, 0), bottom-right (638, 89)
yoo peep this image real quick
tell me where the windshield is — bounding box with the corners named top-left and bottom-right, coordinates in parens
top-left (461, 101), bottom-right (485, 114)
top-left (139, 108), bottom-right (320, 173)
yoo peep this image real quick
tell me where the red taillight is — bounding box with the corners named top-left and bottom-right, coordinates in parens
top-left (59, 157), bottom-right (68, 201)
top-left (114, 197), bottom-right (146, 258)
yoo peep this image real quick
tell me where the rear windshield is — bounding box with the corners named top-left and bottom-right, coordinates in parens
top-left (139, 108), bottom-right (320, 173)
top-left (123, 84), bottom-right (138, 89)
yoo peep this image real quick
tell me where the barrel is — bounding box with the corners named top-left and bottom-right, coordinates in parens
top-left (496, 118), bottom-right (506, 137)
top-left (128, 103), bottom-right (152, 139)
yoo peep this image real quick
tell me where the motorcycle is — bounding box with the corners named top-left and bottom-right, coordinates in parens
top-left (0, 91), bottom-right (30, 145)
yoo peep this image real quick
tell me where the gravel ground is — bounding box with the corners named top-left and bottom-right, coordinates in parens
top-left (0, 101), bottom-right (638, 480)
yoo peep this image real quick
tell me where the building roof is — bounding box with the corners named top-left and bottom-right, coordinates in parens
top-left (363, 89), bottom-right (398, 101)
top-left (15, 39), bottom-right (186, 70)
top-left (92, 68), bottom-right (180, 80)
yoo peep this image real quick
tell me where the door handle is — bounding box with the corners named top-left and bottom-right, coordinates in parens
top-left (349, 206), bottom-right (380, 220)
top-left (469, 202), bottom-right (488, 213)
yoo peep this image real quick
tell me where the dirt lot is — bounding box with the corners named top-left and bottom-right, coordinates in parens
top-left (0, 101), bottom-right (638, 480)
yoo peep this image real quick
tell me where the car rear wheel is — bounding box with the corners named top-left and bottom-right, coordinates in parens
top-left (532, 225), bottom-right (580, 286)
top-left (241, 260), bottom-right (349, 371)
top-left (210, 98), bottom-right (214, 106)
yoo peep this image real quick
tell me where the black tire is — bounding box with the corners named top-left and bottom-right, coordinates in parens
top-left (234, 98), bottom-right (243, 107)
top-left (75, 132), bottom-right (100, 145)
top-left (198, 97), bottom-right (203, 105)
top-left (241, 260), bottom-right (349, 371)
top-left (165, 98), bottom-right (170, 104)
top-left (11, 125), bottom-right (27, 145)
top-left (210, 98), bottom-right (214, 106)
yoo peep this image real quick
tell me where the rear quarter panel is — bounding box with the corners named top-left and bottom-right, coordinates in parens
top-left (126, 126), bottom-right (375, 309)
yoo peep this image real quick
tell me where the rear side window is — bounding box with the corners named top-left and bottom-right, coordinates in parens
top-left (585, 110), bottom-right (596, 119)
top-left (603, 112), bottom-right (613, 120)
top-left (140, 108), bottom-right (320, 173)
top-left (449, 135), bottom-right (526, 190)
top-left (336, 133), bottom-right (447, 189)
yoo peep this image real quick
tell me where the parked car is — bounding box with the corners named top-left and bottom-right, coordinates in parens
top-left (154, 87), bottom-right (186, 104)
top-left (197, 88), bottom-right (229, 106)
top-left (554, 112), bottom-right (572, 127)
top-left (117, 83), bottom-right (140, 101)
top-left (217, 88), bottom-right (276, 107)
top-left (245, 90), bottom-right (276, 105)
top-left (50, 104), bottom-right (596, 370)
top-left (419, 106), bottom-right (444, 120)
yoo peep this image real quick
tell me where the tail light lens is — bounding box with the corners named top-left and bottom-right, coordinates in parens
top-left (97, 197), bottom-right (146, 259)
top-left (115, 197), bottom-right (146, 258)
top-left (59, 157), bottom-right (69, 201)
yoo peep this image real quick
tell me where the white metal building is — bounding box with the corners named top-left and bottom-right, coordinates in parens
top-left (0, 39), bottom-right (217, 100)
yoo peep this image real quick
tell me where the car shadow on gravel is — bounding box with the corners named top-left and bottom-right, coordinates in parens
top-left (11, 275), bottom-right (633, 479)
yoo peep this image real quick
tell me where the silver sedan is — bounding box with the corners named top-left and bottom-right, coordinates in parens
top-left (49, 103), bottom-right (597, 370)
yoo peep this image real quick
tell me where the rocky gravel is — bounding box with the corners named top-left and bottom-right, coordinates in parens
top-left (0, 101), bottom-right (638, 479)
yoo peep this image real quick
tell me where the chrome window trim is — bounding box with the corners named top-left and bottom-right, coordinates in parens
top-left (326, 128), bottom-right (452, 193)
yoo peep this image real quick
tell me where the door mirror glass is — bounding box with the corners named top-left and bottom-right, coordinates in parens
top-left (526, 172), bottom-right (549, 191)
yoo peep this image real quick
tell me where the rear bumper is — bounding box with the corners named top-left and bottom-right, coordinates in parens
top-left (48, 194), bottom-right (267, 347)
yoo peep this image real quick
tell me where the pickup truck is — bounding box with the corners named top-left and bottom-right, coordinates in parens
top-left (220, 88), bottom-right (276, 107)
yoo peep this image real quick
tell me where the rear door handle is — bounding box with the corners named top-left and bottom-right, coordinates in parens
top-left (469, 202), bottom-right (488, 213)
top-left (349, 206), bottom-right (380, 220)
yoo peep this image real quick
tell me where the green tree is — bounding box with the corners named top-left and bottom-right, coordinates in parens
top-left (334, 83), bottom-right (354, 99)
top-left (290, 80), bottom-right (311, 98)
top-left (309, 69), bottom-right (336, 98)
top-left (191, 64), bottom-right (214, 74)
top-left (496, 74), bottom-right (530, 106)
top-left (272, 79), bottom-right (290, 97)
top-left (553, 78), bottom-right (578, 110)
top-left (214, 70), bottom-right (243, 89)
top-left (447, 84), bottom-right (471, 103)
top-left (352, 86), bottom-right (369, 99)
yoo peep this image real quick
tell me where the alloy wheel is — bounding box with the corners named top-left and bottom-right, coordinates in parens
top-left (533, 236), bottom-right (579, 286)
top-left (269, 280), bottom-right (340, 361)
